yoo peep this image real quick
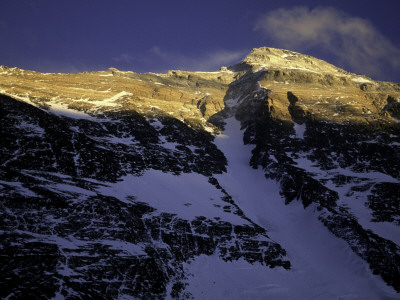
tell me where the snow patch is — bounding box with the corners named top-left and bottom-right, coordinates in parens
top-left (15, 120), bottom-right (45, 136)
top-left (49, 102), bottom-right (98, 120)
top-left (159, 136), bottom-right (179, 150)
top-left (211, 115), bottom-right (396, 299)
top-left (96, 170), bottom-right (248, 224)
top-left (0, 180), bottom-right (38, 197)
top-left (292, 154), bottom-right (399, 183)
top-left (290, 152), bottom-right (400, 244)
top-left (89, 91), bottom-right (132, 107)
top-left (149, 119), bottom-right (164, 130)
top-left (90, 135), bottom-right (138, 146)
top-left (352, 77), bottom-right (373, 83)
top-left (292, 121), bottom-right (306, 139)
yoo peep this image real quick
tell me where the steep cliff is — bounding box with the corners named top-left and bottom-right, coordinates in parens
top-left (1, 47), bottom-right (399, 299)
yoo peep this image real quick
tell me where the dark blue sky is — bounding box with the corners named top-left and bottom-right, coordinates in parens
top-left (1, 0), bottom-right (400, 82)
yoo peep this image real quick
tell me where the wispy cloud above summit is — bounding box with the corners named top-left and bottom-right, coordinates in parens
top-left (113, 53), bottom-right (135, 64)
top-left (148, 47), bottom-right (247, 72)
top-left (111, 47), bottom-right (246, 73)
top-left (255, 6), bottom-right (400, 80)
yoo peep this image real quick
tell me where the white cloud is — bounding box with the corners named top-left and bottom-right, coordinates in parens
top-left (110, 47), bottom-right (246, 73)
top-left (201, 50), bottom-right (247, 70)
top-left (113, 53), bottom-right (135, 63)
top-left (148, 47), bottom-right (247, 71)
top-left (255, 6), bottom-right (400, 80)
top-left (149, 46), bottom-right (168, 59)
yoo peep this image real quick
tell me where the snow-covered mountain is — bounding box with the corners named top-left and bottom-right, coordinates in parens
top-left (1, 47), bottom-right (399, 299)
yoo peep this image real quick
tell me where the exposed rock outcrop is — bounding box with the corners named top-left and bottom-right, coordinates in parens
top-left (1, 47), bottom-right (399, 298)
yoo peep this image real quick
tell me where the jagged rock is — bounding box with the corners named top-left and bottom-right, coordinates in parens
top-left (0, 46), bottom-right (399, 298)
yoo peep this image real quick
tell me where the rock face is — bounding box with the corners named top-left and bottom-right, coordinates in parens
top-left (1, 47), bottom-right (400, 298)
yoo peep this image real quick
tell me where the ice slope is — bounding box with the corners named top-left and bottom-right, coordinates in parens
top-left (96, 171), bottom-right (247, 225)
top-left (181, 109), bottom-right (399, 299)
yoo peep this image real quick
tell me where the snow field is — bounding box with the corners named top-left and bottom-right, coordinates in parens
top-left (185, 114), bottom-right (399, 299)
top-left (96, 170), bottom-right (247, 225)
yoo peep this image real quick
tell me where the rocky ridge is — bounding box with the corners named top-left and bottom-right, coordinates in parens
top-left (1, 47), bottom-right (400, 298)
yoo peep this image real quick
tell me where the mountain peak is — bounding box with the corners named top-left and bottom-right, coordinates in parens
top-left (1, 45), bottom-right (400, 298)
top-left (236, 46), bottom-right (350, 76)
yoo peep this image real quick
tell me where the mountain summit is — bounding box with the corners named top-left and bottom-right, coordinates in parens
top-left (1, 47), bottom-right (399, 299)
top-left (236, 46), bottom-right (350, 75)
